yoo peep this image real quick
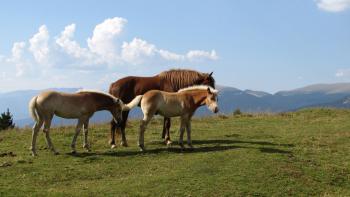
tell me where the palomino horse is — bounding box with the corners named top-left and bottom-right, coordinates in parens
top-left (28, 90), bottom-right (142, 156)
top-left (137, 85), bottom-right (219, 151)
top-left (109, 69), bottom-right (215, 148)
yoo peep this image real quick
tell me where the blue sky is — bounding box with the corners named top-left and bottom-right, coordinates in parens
top-left (0, 0), bottom-right (349, 93)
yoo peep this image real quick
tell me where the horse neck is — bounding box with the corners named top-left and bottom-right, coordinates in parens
top-left (93, 95), bottom-right (114, 111)
top-left (187, 90), bottom-right (208, 108)
top-left (143, 76), bottom-right (162, 91)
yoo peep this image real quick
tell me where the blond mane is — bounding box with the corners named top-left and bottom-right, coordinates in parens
top-left (77, 89), bottom-right (122, 103)
top-left (177, 85), bottom-right (218, 94)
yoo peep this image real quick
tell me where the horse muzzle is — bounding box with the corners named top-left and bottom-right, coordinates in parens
top-left (214, 107), bottom-right (219, 113)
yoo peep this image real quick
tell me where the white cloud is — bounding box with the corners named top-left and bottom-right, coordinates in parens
top-left (87, 17), bottom-right (127, 63)
top-left (8, 42), bottom-right (29, 77)
top-left (56, 24), bottom-right (90, 59)
top-left (1, 16), bottom-right (218, 91)
top-left (11, 42), bottom-right (26, 60)
top-left (316, 0), bottom-right (350, 12)
top-left (56, 24), bottom-right (100, 66)
top-left (158, 49), bottom-right (185, 61)
top-left (29, 25), bottom-right (50, 65)
top-left (186, 50), bottom-right (218, 61)
top-left (121, 38), bottom-right (157, 64)
top-left (335, 68), bottom-right (350, 77)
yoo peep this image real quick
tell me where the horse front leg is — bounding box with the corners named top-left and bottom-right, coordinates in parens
top-left (164, 117), bottom-right (172, 146)
top-left (138, 114), bottom-right (153, 152)
top-left (186, 120), bottom-right (193, 149)
top-left (178, 118), bottom-right (186, 150)
top-left (120, 111), bottom-right (130, 147)
top-left (109, 119), bottom-right (117, 148)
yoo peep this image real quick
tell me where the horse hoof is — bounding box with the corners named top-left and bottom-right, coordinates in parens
top-left (120, 141), bottom-right (128, 147)
top-left (166, 140), bottom-right (172, 146)
top-left (71, 150), bottom-right (77, 154)
top-left (179, 143), bottom-right (185, 150)
top-left (111, 144), bottom-right (117, 149)
top-left (138, 145), bottom-right (145, 152)
top-left (31, 153), bottom-right (37, 157)
top-left (54, 152), bottom-right (60, 155)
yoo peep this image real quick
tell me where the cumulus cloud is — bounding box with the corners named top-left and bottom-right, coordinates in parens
top-left (316, 0), bottom-right (350, 12)
top-left (29, 25), bottom-right (50, 65)
top-left (56, 24), bottom-right (90, 59)
top-left (121, 38), bottom-right (218, 64)
top-left (11, 42), bottom-right (26, 60)
top-left (56, 24), bottom-right (99, 66)
top-left (4, 16), bottom-right (218, 79)
top-left (87, 17), bottom-right (127, 63)
top-left (8, 42), bottom-right (29, 77)
top-left (121, 38), bottom-right (157, 64)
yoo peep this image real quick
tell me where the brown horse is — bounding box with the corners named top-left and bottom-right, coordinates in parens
top-left (108, 69), bottom-right (215, 148)
top-left (137, 85), bottom-right (219, 151)
top-left (28, 90), bottom-right (142, 156)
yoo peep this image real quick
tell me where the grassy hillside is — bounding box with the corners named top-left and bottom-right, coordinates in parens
top-left (0, 108), bottom-right (349, 196)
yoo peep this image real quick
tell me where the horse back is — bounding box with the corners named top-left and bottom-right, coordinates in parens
top-left (109, 76), bottom-right (161, 102)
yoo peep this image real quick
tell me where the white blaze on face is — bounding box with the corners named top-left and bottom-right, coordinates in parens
top-left (207, 94), bottom-right (219, 113)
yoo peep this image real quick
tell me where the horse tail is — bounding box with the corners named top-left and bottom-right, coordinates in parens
top-left (29, 96), bottom-right (39, 122)
top-left (122, 95), bottom-right (143, 111)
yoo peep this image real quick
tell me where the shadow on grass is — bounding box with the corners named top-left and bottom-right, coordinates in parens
top-left (192, 139), bottom-right (294, 147)
top-left (67, 145), bottom-right (244, 158)
top-left (67, 140), bottom-right (292, 158)
top-left (149, 139), bottom-right (294, 147)
top-left (259, 147), bottom-right (291, 154)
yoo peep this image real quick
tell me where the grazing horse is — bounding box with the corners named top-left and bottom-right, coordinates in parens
top-left (137, 85), bottom-right (219, 151)
top-left (109, 69), bottom-right (215, 148)
top-left (28, 90), bottom-right (142, 156)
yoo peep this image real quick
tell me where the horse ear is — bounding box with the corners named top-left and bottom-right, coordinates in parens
top-left (208, 72), bottom-right (213, 77)
top-left (207, 87), bottom-right (211, 94)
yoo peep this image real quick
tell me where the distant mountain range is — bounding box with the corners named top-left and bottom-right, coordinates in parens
top-left (2, 83), bottom-right (350, 127)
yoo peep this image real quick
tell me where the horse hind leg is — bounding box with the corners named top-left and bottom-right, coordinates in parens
top-left (82, 119), bottom-right (91, 152)
top-left (30, 119), bottom-right (43, 156)
top-left (163, 117), bottom-right (172, 146)
top-left (43, 114), bottom-right (58, 155)
top-left (71, 118), bottom-right (83, 154)
top-left (178, 119), bottom-right (186, 150)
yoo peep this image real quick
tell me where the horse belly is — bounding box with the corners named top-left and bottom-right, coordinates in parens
top-left (158, 102), bottom-right (183, 117)
top-left (54, 103), bottom-right (87, 119)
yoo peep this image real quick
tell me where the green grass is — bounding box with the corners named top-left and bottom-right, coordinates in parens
top-left (0, 108), bottom-right (349, 196)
